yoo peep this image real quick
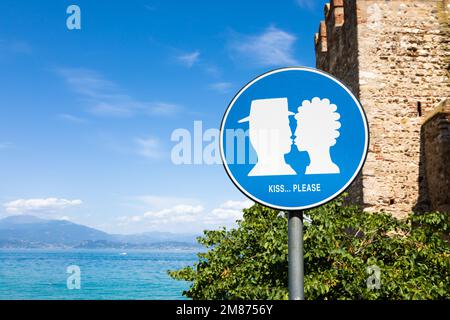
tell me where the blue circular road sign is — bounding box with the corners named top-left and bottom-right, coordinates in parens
top-left (220, 67), bottom-right (369, 210)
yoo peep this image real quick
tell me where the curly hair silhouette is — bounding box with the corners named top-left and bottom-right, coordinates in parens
top-left (294, 97), bottom-right (341, 174)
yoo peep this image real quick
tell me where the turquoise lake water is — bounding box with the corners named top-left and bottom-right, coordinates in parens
top-left (0, 249), bottom-right (198, 300)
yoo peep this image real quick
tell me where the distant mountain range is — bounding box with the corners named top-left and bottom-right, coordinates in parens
top-left (0, 215), bottom-right (200, 249)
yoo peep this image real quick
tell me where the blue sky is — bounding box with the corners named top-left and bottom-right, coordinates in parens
top-left (0, 0), bottom-right (328, 234)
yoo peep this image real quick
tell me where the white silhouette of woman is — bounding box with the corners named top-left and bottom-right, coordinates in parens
top-left (294, 97), bottom-right (341, 174)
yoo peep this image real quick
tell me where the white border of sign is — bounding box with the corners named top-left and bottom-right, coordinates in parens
top-left (219, 66), bottom-right (370, 211)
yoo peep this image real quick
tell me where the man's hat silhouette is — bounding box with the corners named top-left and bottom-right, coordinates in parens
top-left (238, 98), bottom-right (294, 123)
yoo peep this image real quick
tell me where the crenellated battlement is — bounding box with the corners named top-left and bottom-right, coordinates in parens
top-left (314, 0), bottom-right (345, 56)
top-left (314, 21), bottom-right (327, 53)
top-left (328, 0), bottom-right (345, 27)
top-left (314, 0), bottom-right (359, 95)
top-left (314, 20), bottom-right (328, 69)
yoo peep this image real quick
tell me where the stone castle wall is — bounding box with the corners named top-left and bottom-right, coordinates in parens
top-left (421, 99), bottom-right (450, 213)
top-left (314, 0), bottom-right (450, 217)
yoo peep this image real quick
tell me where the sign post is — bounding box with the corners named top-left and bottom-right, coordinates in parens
top-left (288, 211), bottom-right (304, 300)
top-left (220, 67), bottom-right (369, 300)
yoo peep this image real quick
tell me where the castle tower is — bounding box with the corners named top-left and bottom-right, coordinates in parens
top-left (314, 0), bottom-right (450, 217)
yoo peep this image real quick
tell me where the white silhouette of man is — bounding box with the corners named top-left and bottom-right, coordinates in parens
top-left (239, 98), bottom-right (296, 176)
top-left (294, 97), bottom-right (341, 174)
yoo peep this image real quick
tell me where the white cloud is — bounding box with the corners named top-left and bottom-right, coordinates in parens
top-left (57, 67), bottom-right (181, 118)
top-left (204, 65), bottom-right (221, 78)
top-left (97, 133), bottom-right (167, 161)
top-left (116, 197), bottom-right (253, 233)
top-left (209, 208), bottom-right (242, 221)
top-left (121, 204), bottom-right (204, 224)
top-left (206, 199), bottom-right (254, 223)
top-left (147, 102), bottom-right (181, 116)
top-left (135, 136), bottom-right (164, 159)
top-left (229, 26), bottom-right (299, 67)
top-left (4, 198), bottom-right (82, 214)
top-left (58, 114), bottom-right (87, 123)
top-left (145, 204), bottom-right (203, 218)
top-left (209, 82), bottom-right (233, 93)
top-left (177, 51), bottom-right (200, 68)
top-left (220, 200), bottom-right (254, 211)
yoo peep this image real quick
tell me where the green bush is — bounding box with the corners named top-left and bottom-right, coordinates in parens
top-left (168, 196), bottom-right (449, 299)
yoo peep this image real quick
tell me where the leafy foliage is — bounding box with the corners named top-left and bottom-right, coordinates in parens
top-left (169, 196), bottom-right (449, 299)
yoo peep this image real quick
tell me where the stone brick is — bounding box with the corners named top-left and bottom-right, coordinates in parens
top-left (314, 0), bottom-right (450, 217)
top-left (420, 99), bottom-right (450, 213)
